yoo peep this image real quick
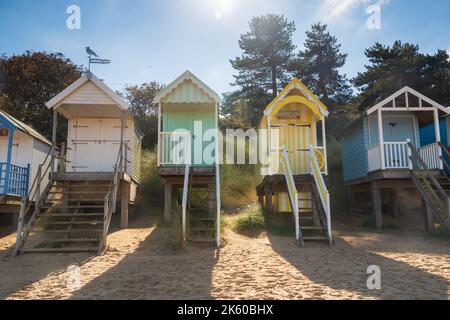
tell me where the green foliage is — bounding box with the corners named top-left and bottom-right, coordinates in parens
top-left (137, 148), bottom-right (164, 208)
top-left (220, 164), bottom-right (256, 209)
top-left (0, 51), bottom-right (82, 140)
top-left (353, 41), bottom-right (450, 111)
top-left (291, 23), bottom-right (353, 112)
top-left (121, 82), bottom-right (164, 149)
top-left (231, 205), bottom-right (295, 237)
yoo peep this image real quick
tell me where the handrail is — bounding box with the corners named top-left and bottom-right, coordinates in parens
top-left (438, 141), bottom-right (450, 174)
top-left (215, 163), bottom-right (221, 248)
top-left (309, 144), bottom-right (332, 245)
top-left (408, 141), bottom-right (450, 232)
top-left (99, 143), bottom-right (125, 253)
top-left (281, 146), bottom-right (303, 247)
top-left (181, 164), bottom-right (190, 241)
top-left (13, 147), bottom-right (55, 256)
top-left (408, 141), bottom-right (447, 202)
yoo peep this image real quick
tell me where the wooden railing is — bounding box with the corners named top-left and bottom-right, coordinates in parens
top-left (369, 141), bottom-right (441, 171)
top-left (309, 145), bottom-right (332, 245)
top-left (419, 142), bottom-right (441, 170)
top-left (99, 143), bottom-right (126, 253)
top-left (181, 164), bottom-right (190, 241)
top-left (13, 148), bottom-right (55, 256)
top-left (0, 163), bottom-right (30, 197)
top-left (408, 142), bottom-right (449, 233)
top-left (159, 131), bottom-right (191, 165)
top-left (281, 146), bottom-right (303, 247)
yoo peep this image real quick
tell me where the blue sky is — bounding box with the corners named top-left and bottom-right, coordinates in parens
top-left (0, 0), bottom-right (449, 95)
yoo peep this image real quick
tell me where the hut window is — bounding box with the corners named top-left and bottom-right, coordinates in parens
top-left (389, 122), bottom-right (397, 128)
top-left (0, 129), bottom-right (8, 137)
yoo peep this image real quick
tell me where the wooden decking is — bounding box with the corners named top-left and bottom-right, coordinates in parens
top-left (158, 166), bottom-right (215, 177)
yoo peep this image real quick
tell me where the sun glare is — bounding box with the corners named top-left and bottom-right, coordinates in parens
top-left (214, 0), bottom-right (233, 20)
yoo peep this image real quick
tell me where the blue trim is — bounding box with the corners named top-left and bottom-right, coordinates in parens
top-left (4, 130), bottom-right (13, 195)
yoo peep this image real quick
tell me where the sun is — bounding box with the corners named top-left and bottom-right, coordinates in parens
top-left (214, 0), bottom-right (233, 20)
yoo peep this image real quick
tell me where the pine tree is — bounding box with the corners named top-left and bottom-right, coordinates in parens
top-left (230, 14), bottom-right (296, 99)
top-left (353, 41), bottom-right (450, 111)
top-left (291, 23), bottom-right (352, 112)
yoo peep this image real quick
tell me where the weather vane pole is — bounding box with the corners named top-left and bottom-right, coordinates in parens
top-left (86, 47), bottom-right (111, 72)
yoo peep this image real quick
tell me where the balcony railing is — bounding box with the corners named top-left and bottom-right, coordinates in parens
top-left (159, 132), bottom-right (192, 166)
top-left (368, 141), bottom-right (441, 172)
top-left (0, 163), bottom-right (30, 197)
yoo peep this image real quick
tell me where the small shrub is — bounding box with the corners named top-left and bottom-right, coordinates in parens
top-left (232, 205), bottom-right (265, 234)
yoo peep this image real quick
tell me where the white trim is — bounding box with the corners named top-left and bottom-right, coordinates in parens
top-left (46, 72), bottom-right (130, 111)
top-left (264, 82), bottom-right (329, 118)
top-left (157, 102), bottom-right (162, 167)
top-left (378, 108), bottom-right (385, 170)
top-left (154, 70), bottom-right (220, 104)
top-left (322, 118), bottom-right (328, 176)
top-left (366, 86), bottom-right (450, 116)
top-left (433, 109), bottom-right (444, 170)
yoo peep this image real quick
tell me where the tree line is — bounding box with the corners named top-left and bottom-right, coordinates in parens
top-left (1, 14), bottom-right (450, 149)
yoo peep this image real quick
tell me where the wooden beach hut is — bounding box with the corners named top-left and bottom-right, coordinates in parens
top-left (0, 109), bottom-right (51, 226)
top-left (14, 71), bottom-right (143, 255)
top-left (256, 78), bottom-right (332, 246)
top-left (155, 71), bottom-right (221, 247)
top-left (341, 87), bottom-right (450, 234)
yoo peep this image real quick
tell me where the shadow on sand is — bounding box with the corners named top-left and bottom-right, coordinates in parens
top-left (68, 226), bottom-right (219, 300)
top-left (268, 232), bottom-right (450, 300)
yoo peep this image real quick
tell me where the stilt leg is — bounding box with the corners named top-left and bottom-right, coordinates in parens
top-left (164, 182), bottom-right (173, 224)
top-left (371, 182), bottom-right (383, 229)
top-left (422, 198), bottom-right (434, 232)
top-left (121, 181), bottom-right (130, 229)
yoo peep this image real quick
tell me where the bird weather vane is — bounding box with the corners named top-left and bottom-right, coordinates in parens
top-left (85, 46), bottom-right (111, 71)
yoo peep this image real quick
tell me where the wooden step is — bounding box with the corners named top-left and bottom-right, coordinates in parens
top-left (303, 236), bottom-right (329, 241)
top-left (188, 237), bottom-right (216, 243)
top-left (41, 205), bottom-right (104, 209)
top-left (48, 191), bottom-right (108, 195)
top-left (37, 238), bottom-right (101, 243)
top-left (41, 213), bottom-right (104, 218)
top-left (22, 247), bottom-right (98, 253)
top-left (42, 229), bottom-right (103, 234)
top-left (46, 221), bottom-right (103, 226)
top-left (190, 217), bottom-right (216, 221)
top-left (301, 226), bottom-right (325, 230)
top-left (189, 228), bottom-right (215, 232)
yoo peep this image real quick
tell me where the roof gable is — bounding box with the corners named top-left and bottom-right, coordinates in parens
top-left (154, 71), bottom-right (220, 104)
top-left (46, 71), bottom-right (130, 111)
top-left (0, 109), bottom-right (51, 146)
top-left (366, 86), bottom-right (450, 115)
top-left (264, 78), bottom-right (329, 117)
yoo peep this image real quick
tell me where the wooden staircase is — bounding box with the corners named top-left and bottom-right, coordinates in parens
top-left (187, 175), bottom-right (217, 244)
top-left (409, 142), bottom-right (450, 235)
top-left (14, 144), bottom-right (124, 256)
top-left (19, 180), bottom-right (110, 253)
top-left (297, 184), bottom-right (330, 242)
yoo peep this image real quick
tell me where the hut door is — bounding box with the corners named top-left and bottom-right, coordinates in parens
top-left (72, 119), bottom-right (98, 172)
top-left (291, 124), bottom-right (311, 175)
top-left (98, 119), bottom-right (121, 172)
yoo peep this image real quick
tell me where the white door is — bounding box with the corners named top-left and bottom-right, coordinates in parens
top-left (98, 119), bottom-right (121, 172)
top-left (72, 119), bottom-right (100, 172)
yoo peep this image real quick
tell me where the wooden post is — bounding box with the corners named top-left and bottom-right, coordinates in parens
top-left (36, 165), bottom-right (42, 203)
top-left (4, 128), bottom-right (14, 195)
top-left (371, 181), bottom-right (383, 229)
top-left (391, 190), bottom-right (400, 218)
top-left (347, 187), bottom-right (355, 214)
top-left (50, 111), bottom-right (57, 178)
top-left (265, 191), bottom-right (273, 212)
top-left (157, 102), bottom-right (162, 167)
top-left (377, 108), bottom-right (385, 170)
top-left (258, 194), bottom-right (264, 207)
top-left (433, 109), bottom-right (443, 170)
top-left (322, 117), bottom-right (328, 175)
top-left (422, 198), bottom-right (434, 232)
top-left (121, 181), bottom-right (130, 229)
top-left (164, 181), bottom-right (173, 224)
top-left (120, 111), bottom-right (125, 172)
top-left (16, 197), bottom-right (26, 245)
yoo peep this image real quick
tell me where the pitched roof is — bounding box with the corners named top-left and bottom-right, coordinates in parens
top-left (0, 109), bottom-right (52, 146)
top-left (45, 71), bottom-right (130, 111)
top-left (263, 78), bottom-right (329, 117)
top-left (154, 70), bottom-right (220, 104)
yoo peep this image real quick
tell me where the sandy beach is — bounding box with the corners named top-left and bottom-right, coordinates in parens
top-left (0, 213), bottom-right (449, 300)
